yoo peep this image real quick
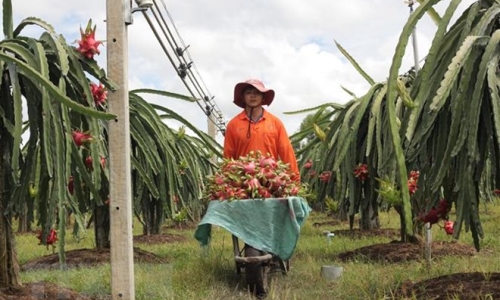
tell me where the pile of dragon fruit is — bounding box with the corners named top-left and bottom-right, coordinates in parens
top-left (204, 151), bottom-right (302, 201)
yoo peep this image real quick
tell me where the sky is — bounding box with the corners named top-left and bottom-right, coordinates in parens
top-left (8, 0), bottom-right (476, 144)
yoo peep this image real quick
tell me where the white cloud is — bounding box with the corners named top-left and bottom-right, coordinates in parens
top-left (8, 0), bottom-right (477, 140)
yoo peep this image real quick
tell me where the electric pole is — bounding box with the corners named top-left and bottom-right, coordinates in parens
top-left (207, 113), bottom-right (217, 140)
top-left (107, 0), bottom-right (135, 298)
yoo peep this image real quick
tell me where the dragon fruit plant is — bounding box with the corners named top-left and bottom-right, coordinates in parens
top-left (204, 151), bottom-right (306, 201)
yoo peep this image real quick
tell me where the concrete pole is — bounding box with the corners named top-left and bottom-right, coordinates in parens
top-left (207, 117), bottom-right (216, 139)
top-left (106, 0), bottom-right (135, 298)
top-left (207, 116), bottom-right (217, 165)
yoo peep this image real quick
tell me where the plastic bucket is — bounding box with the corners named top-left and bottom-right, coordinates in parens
top-left (321, 265), bottom-right (343, 280)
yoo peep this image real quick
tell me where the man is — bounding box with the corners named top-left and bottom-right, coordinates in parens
top-left (222, 79), bottom-right (301, 298)
top-left (223, 78), bottom-right (300, 182)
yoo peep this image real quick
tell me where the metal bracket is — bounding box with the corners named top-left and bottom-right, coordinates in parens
top-left (125, 0), bottom-right (151, 25)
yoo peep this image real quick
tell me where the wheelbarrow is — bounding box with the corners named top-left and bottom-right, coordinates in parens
top-left (232, 235), bottom-right (290, 297)
top-left (193, 197), bottom-right (310, 297)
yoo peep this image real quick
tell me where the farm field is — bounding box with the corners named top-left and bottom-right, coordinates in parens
top-left (3, 203), bottom-right (500, 300)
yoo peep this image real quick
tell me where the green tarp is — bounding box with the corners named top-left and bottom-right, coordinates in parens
top-left (194, 197), bottom-right (311, 260)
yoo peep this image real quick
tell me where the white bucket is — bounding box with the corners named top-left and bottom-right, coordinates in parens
top-left (321, 265), bottom-right (343, 280)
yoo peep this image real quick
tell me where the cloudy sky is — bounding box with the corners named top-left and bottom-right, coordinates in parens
top-left (9, 0), bottom-right (476, 144)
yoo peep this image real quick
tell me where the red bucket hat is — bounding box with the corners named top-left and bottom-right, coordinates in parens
top-left (233, 79), bottom-right (275, 108)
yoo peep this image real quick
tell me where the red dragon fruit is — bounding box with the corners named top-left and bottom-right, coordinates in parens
top-left (289, 186), bottom-right (299, 196)
top-left (259, 166), bottom-right (277, 182)
top-left (72, 130), bottom-right (93, 147)
top-left (85, 156), bottom-right (93, 171)
top-left (246, 177), bottom-right (261, 190)
top-left (243, 161), bottom-right (257, 175)
top-left (76, 19), bottom-right (103, 59)
top-left (418, 199), bottom-right (451, 225)
top-left (354, 163), bottom-right (369, 181)
top-left (68, 176), bottom-right (74, 195)
top-left (303, 159), bottom-right (313, 169)
top-left (269, 172), bottom-right (289, 189)
top-left (319, 171), bottom-right (332, 182)
top-left (90, 82), bottom-right (107, 106)
top-left (214, 174), bottom-right (225, 185)
top-left (421, 208), bottom-right (440, 224)
top-left (259, 155), bottom-right (277, 169)
top-left (258, 187), bottom-right (272, 198)
top-left (443, 220), bottom-right (454, 235)
top-left (37, 228), bottom-right (58, 250)
top-left (407, 170), bottom-right (419, 195)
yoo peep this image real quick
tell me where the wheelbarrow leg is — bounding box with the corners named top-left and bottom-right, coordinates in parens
top-left (278, 259), bottom-right (290, 275)
top-left (244, 245), bottom-right (267, 299)
top-left (232, 235), bottom-right (242, 275)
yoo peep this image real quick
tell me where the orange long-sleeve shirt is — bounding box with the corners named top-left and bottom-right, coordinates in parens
top-left (223, 110), bottom-right (300, 182)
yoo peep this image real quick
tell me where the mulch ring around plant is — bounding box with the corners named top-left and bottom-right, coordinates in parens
top-left (312, 219), bottom-right (343, 227)
top-left (331, 228), bottom-right (401, 239)
top-left (336, 241), bottom-right (477, 263)
top-left (0, 281), bottom-right (109, 300)
top-left (162, 221), bottom-right (198, 230)
top-left (133, 233), bottom-right (187, 244)
top-left (395, 272), bottom-right (500, 300)
top-left (21, 247), bottom-right (168, 271)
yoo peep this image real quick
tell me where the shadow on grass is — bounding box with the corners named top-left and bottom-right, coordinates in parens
top-left (196, 252), bottom-right (249, 294)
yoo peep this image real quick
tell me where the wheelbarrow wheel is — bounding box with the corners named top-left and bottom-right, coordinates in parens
top-left (244, 246), bottom-right (267, 298)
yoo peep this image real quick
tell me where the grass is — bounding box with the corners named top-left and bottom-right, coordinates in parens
top-left (14, 203), bottom-right (500, 300)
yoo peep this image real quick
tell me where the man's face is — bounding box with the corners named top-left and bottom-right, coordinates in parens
top-left (243, 87), bottom-right (263, 108)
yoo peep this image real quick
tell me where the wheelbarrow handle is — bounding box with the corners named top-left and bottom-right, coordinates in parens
top-left (235, 254), bottom-right (273, 264)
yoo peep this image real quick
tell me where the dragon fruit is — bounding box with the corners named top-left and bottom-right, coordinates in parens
top-left (319, 171), bottom-right (332, 182)
top-left (90, 82), bottom-right (107, 106)
top-left (37, 228), bottom-right (58, 249)
top-left (68, 176), bottom-right (74, 195)
top-left (407, 170), bottom-right (419, 195)
top-left (354, 163), bottom-right (369, 181)
top-left (443, 220), bottom-right (454, 235)
top-left (85, 156), bottom-right (93, 171)
top-left (100, 156), bottom-right (106, 169)
top-left (418, 199), bottom-right (451, 225)
top-left (72, 130), bottom-right (93, 147)
top-left (303, 159), bottom-right (313, 170)
top-left (76, 19), bottom-right (103, 59)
